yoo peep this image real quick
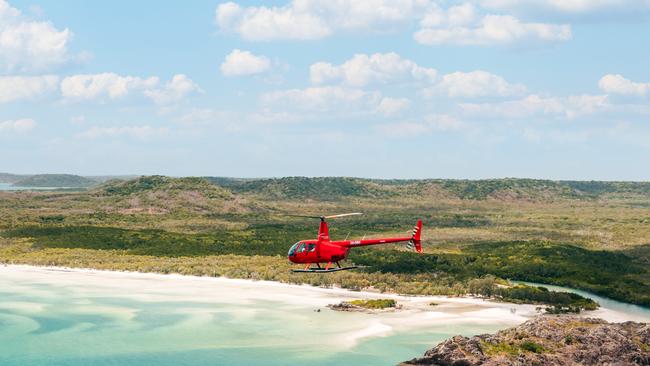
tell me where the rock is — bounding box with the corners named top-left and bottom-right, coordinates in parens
top-left (399, 316), bottom-right (650, 366)
top-left (327, 299), bottom-right (400, 313)
top-left (328, 301), bottom-right (363, 312)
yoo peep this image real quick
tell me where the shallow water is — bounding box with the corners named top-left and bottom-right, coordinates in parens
top-left (0, 183), bottom-right (67, 191)
top-left (2, 267), bottom-right (648, 366)
top-left (0, 266), bottom-right (532, 366)
top-left (515, 280), bottom-right (650, 323)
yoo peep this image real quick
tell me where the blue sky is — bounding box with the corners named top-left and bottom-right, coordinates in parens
top-left (1, 0), bottom-right (649, 180)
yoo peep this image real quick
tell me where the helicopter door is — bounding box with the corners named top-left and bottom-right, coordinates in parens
top-left (296, 243), bottom-right (307, 258)
top-left (307, 243), bottom-right (316, 259)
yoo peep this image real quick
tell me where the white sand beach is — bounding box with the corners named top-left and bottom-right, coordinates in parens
top-left (2, 264), bottom-right (646, 327)
top-left (1, 264), bottom-right (538, 326)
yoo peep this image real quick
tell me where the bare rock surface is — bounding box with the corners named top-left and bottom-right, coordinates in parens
top-left (400, 316), bottom-right (650, 366)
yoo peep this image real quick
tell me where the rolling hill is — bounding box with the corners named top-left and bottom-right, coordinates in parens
top-left (12, 174), bottom-right (98, 188)
top-left (0, 173), bottom-right (30, 184)
top-left (207, 176), bottom-right (650, 201)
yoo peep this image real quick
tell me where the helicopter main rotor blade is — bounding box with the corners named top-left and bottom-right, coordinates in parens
top-left (324, 212), bottom-right (363, 219)
top-left (285, 213), bottom-right (363, 219)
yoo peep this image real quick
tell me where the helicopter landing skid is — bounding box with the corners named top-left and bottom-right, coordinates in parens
top-left (292, 266), bottom-right (358, 273)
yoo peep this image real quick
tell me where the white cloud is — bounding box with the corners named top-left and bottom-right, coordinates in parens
top-left (377, 97), bottom-right (410, 116)
top-left (215, 2), bottom-right (330, 41)
top-left (0, 118), bottom-right (35, 133)
top-left (61, 73), bottom-right (159, 100)
top-left (309, 62), bottom-right (340, 84)
top-left (424, 70), bottom-right (525, 98)
top-left (144, 74), bottom-right (201, 104)
top-left (421, 3), bottom-right (478, 27)
top-left (379, 114), bottom-right (464, 136)
top-left (215, 1), bottom-right (574, 46)
top-left (215, 0), bottom-right (428, 41)
top-left (61, 73), bottom-right (200, 104)
top-left (76, 125), bottom-right (169, 139)
top-left (221, 49), bottom-right (271, 76)
top-left (310, 52), bottom-right (523, 100)
top-left (0, 0), bottom-right (72, 72)
top-left (415, 12), bottom-right (571, 46)
top-left (309, 52), bottom-right (437, 87)
top-left (564, 94), bottom-right (609, 119)
top-left (460, 93), bottom-right (609, 119)
top-left (0, 75), bottom-right (58, 103)
top-left (478, 0), bottom-right (650, 17)
top-left (261, 86), bottom-right (380, 112)
top-left (2, 73), bottom-right (199, 105)
top-left (598, 74), bottom-right (650, 96)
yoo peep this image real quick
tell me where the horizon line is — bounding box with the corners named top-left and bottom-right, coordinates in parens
top-left (2, 172), bottom-right (650, 184)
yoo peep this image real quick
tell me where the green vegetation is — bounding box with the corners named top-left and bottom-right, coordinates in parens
top-left (12, 174), bottom-right (98, 188)
top-left (482, 340), bottom-right (547, 357)
top-left (436, 178), bottom-right (650, 200)
top-left (349, 299), bottom-right (396, 309)
top-left (439, 178), bottom-right (573, 200)
top-left (351, 243), bottom-right (649, 306)
top-left (481, 341), bottom-right (521, 357)
top-left (211, 176), bottom-right (394, 200)
top-left (100, 176), bottom-right (230, 198)
top-left (210, 176), bottom-right (650, 200)
top-left (500, 286), bottom-right (598, 312)
top-left (1, 175), bottom-right (650, 309)
top-left (465, 276), bottom-right (598, 311)
top-left (4, 225), bottom-right (282, 256)
top-left (519, 341), bottom-right (546, 354)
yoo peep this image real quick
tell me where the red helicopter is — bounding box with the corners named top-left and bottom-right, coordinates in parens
top-left (288, 213), bottom-right (422, 273)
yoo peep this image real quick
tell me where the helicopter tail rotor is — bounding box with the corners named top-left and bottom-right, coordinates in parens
top-left (406, 219), bottom-right (423, 253)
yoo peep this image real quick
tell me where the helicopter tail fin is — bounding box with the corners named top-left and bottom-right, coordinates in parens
top-left (406, 219), bottom-right (422, 253)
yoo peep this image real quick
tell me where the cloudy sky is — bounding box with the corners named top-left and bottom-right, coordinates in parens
top-left (1, 0), bottom-right (649, 179)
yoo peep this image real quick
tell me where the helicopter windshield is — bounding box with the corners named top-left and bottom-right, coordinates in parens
top-left (288, 242), bottom-right (300, 256)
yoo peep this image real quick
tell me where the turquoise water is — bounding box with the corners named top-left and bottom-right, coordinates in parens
top-left (0, 183), bottom-right (68, 191)
top-left (0, 267), bottom-right (532, 366)
top-left (515, 281), bottom-right (650, 322)
top-left (1, 267), bottom-right (647, 366)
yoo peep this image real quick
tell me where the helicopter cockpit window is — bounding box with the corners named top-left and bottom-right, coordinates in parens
top-left (288, 242), bottom-right (300, 256)
top-left (298, 243), bottom-right (307, 253)
top-left (308, 243), bottom-right (316, 252)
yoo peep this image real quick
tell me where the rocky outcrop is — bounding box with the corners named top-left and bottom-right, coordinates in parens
top-left (327, 300), bottom-right (401, 313)
top-left (328, 301), bottom-right (365, 312)
top-left (400, 316), bottom-right (650, 366)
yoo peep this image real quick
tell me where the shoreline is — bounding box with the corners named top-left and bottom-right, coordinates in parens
top-left (0, 263), bottom-right (538, 315)
top-left (0, 263), bottom-right (540, 350)
top-left (0, 262), bottom-right (527, 305)
top-left (2, 263), bottom-right (647, 324)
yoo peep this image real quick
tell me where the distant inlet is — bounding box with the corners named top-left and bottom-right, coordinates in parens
top-left (513, 281), bottom-right (650, 322)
